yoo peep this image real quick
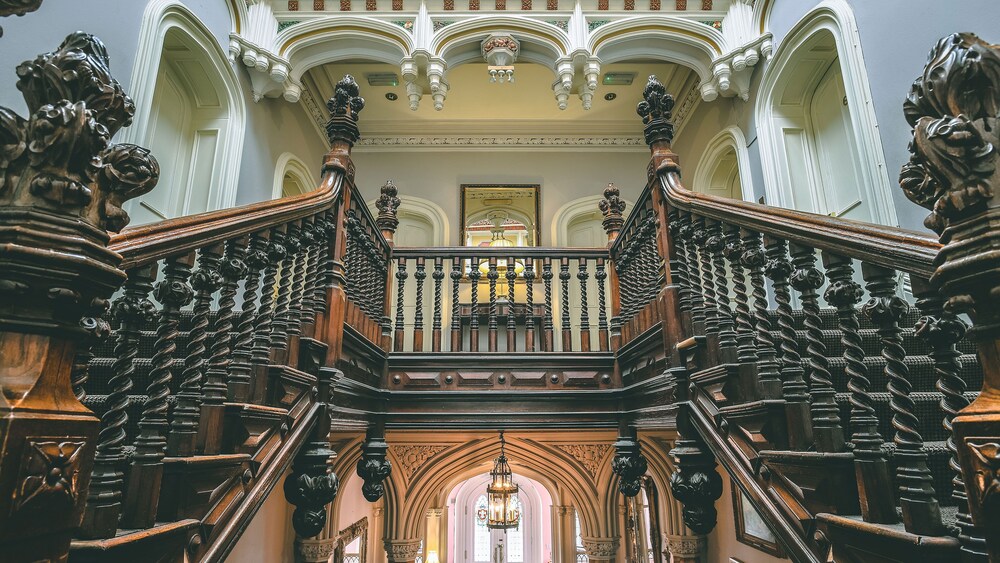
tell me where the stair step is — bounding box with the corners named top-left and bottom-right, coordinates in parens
top-left (793, 328), bottom-right (978, 357)
top-left (834, 391), bottom-right (979, 444)
top-left (881, 440), bottom-right (961, 508)
top-left (765, 308), bottom-right (922, 331)
top-left (91, 330), bottom-right (241, 359)
top-left (816, 353), bottom-right (981, 393)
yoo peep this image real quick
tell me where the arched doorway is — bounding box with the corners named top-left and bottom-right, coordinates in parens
top-left (451, 473), bottom-right (552, 563)
top-left (691, 127), bottom-right (753, 202)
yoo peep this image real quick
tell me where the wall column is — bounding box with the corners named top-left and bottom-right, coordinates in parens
top-left (426, 508), bottom-right (444, 563)
top-left (372, 505), bottom-right (386, 563)
top-left (662, 535), bottom-right (705, 563)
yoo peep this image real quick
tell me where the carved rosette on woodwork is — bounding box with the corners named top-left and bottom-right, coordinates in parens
top-left (0, 32), bottom-right (157, 557)
top-left (284, 430), bottom-right (340, 538)
top-left (611, 430), bottom-right (648, 497)
top-left (599, 182), bottom-right (627, 243)
top-left (581, 538), bottom-right (619, 561)
top-left (899, 32), bottom-right (1000, 558)
top-left (324, 74), bottom-right (365, 177)
top-left (357, 424), bottom-right (392, 502)
top-left (376, 179), bottom-right (401, 239)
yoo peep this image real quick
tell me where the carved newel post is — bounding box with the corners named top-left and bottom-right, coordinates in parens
top-left (636, 75), bottom-right (680, 177)
top-left (599, 183), bottom-right (626, 244)
top-left (376, 179), bottom-right (400, 246)
top-left (611, 426), bottom-right (648, 497)
top-left (0, 33), bottom-right (157, 560)
top-left (899, 33), bottom-right (1000, 559)
top-left (357, 418), bottom-right (392, 501)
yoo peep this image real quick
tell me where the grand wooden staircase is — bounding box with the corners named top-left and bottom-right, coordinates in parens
top-left (1, 14), bottom-right (999, 563)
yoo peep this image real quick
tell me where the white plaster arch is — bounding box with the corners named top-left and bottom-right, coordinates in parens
top-left (122, 0), bottom-right (246, 214)
top-left (278, 17), bottom-right (414, 84)
top-left (366, 194), bottom-right (450, 247)
top-left (432, 17), bottom-right (570, 62)
top-left (551, 195), bottom-right (635, 248)
top-left (690, 126), bottom-right (755, 202)
top-left (272, 152), bottom-right (319, 199)
top-left (223, 0), bottom-right (248, 34)
top-left (452, 471), bottom-right (551, 563)
top-left (589, 17), bottom-right (724, 85)
top-left (754, 0), bottom-right (898, 226)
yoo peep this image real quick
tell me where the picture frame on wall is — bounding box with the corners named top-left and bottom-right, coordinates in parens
top-left (731, 479), bottom-right (783, 557)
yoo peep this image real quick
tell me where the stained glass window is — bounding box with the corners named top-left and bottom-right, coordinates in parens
top-left (507, 496), bottom-right (524, 562)
top-left (474, 495), bottom-right (490, 562)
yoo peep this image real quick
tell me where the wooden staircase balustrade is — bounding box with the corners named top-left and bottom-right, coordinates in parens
top-left (613, 34), bottom-right (1000, 561)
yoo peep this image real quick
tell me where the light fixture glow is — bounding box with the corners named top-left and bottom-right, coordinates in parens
top-left (486, 431), bottom-right (520, 530)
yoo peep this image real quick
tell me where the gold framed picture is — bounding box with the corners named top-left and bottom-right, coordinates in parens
top-left (731, 479), bottom-right (783, 557)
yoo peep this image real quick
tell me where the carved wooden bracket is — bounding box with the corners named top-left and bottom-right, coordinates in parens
top-left (899, 32), bottom-right (1000, 559)
top-left (357, 420), bottom-right (392, 502)
top-left (284, 424), bottom-right (340, 538)
top-left (611, 428), bottom-right (648, 497)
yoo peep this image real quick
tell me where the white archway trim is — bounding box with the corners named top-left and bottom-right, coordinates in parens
top-left (691, 126), bottom-right (755, 203)
top-left (367, 194), bottom-right (451, 247)
top-left (754, 0), bottom-right (898, 226)
top-left (551, 195), bottom-right (635, 248)
top-left (272, 152), bottom-right (318, 199)
top-left (122, 0), bottom-right (246, 213)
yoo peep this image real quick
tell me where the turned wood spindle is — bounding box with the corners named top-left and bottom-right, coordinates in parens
top-left (707, 221), bottom-right (736, 352)
top-left (578, 257), bottom-right (591, 352)
top-left (723, 224), bottom-right (756, 366)
top-left (169, 245), bottom-right (221, 457)
top-left (560, 256), bottom-right (572, 351)
top-left (506, 255), bottom-right (517, 352)
top-left (123, 253), bottom-right (194, 529)
top-left (230, 231), bottom-right (269, 401)
top-left (595, 258), bottom-right (609, 352)
top-left (488, 257), bottom-right (499, 353)
top-left (470, 257), bottom-right (481, 352)
top-left (742, 229), bottom-right (782, 400)
top-left (393, 257), bottom-right (407, 352)
top-left (822, 252), bottom-right (896, 524)
top-left (524, 258), bottom-right (536, 352)
top-left (542, 258), bottom-right (554, 352)
top-left (251, 227), bottom-right (285, 365)
top-left (450, 257), bottom-right (463, 351)
top-left (413, 257), bottom-right (426, 351)
top-left (432, 257), bottom-right (444, 352)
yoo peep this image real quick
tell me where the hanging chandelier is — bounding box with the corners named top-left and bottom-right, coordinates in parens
top-left (486, 431), bottom-right (520, 529)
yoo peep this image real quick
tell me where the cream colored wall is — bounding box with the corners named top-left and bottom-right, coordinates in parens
top-left (351, 150), bottom-right (650, 246)
top-left (706, 475), bottom-right (789, 563)
top-left (227, 470), bottom-right (297, 563)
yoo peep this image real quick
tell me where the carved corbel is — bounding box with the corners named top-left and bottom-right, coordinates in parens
top-left (284, 416), bottom-right (339, 538)
top-left (669, 367), bottom-right (723, 535)
top-left (0, 32), bottom-right (158, 559)
top-left (357, 419), bottom-right (392, 502)
top-left (898, 32), bottom-right (1000, 559)
top-left (611, 427), bottom-right (648, 497)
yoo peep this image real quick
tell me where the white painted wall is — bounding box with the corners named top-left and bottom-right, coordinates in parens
top-left (227, 470), bottom-right (297, 563)
top-left (351, 150), bottom-right (650, 247)
top-left (705, 476), bottom-right (790, 563)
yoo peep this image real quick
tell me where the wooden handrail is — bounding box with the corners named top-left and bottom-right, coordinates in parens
top-left (110, 171), bottom-right (344, 269)
top-left (658, 169), bottom-right (940, 279)
top-left (392, 247), bottom-right (610, 259)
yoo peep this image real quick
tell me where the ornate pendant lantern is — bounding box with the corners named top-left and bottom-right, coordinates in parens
top-left (486, 431), bottom-right (520, 529)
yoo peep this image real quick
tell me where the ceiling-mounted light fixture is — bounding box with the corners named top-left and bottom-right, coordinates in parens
top-left (486, 431), bottom-right (520, 530)
top-left (482, 34), bottom-right (519, 84)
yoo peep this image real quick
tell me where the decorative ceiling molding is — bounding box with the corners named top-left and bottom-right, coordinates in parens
top-left (389, 444), bottom-right (450, 479)
top-left (354, 135), bottom-right (646, 151)
top-left (555, 443), bottom-right (613, 478)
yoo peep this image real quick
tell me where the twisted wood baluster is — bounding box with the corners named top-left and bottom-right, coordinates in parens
top-left (300, 218), bottom-right (324, 329)
top-left (706, 221), bottom-right (736, 352)
top-left (507, 255), bottom-right (517, 352)
top-left (863, 264), bottom-right (941, 534)
top-left (201, 237), bottom-right (247, 454)
top-left (560, 256), bottom-right (572, 351)
top-left (823, 252), bottom-right (896, 524)
top-left (693, 217), bottom-right (719, 339)
top-left (913, 282), bottom-right (985, 553)
top-left (742, 229), bottom-right (781, 399)
top-left (413, 257), bottom-right (426, 351)
top-left (288, 220), bottom-right (313, 339)
top-left (123, 254), bottom-right (194, 528)
top-left (169, 245), bottom-right (221, 456)
top-left (82, 264), bottom-right (156, 538)
top-left (679, 214), bottom-right (706, 333)
top-left (789, 243), bottom-right (844, 453)
top-left (524, 258), bottom-right (536, 352)
top-left (667, 208), bottom-right (692, 321)
top-left (252, 228), bottom-right (285, 365)
top-left (765, 236), bottom-right (812, 449)
top-left (542, 258), bottom-right (554, 352)
top-left (488, 258), bottom-right (499, 352)
top-left (344, 213), bottom-right (358, 305)
top-left (470, 257), bottom-right (481, 352)
top-left (595, 258), bottom-right (609, 352)
top-left (578, 257), bottom-right (591, 352)
top-left (640, 215), bottom-right (660, 309)
top-left (393, 257), bottom-right (407, 352)
top-left (271, 225), bottom-right (300, 351)
top-left (450, 257), bottom-right (462, 351)
top-left (723, 224), bottom-right (756, 366)
top-left (231, 231), bottom-right (269, 400)
top-left (433, 257), bottom-right (444, 352)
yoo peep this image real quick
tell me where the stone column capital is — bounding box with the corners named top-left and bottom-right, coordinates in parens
top-left (581, 537), bottom-right (620, 561)
top-left (385, 538), bottom-right (422, 563)
top-left (663, 534), bottom-right (706, 563)
top-left (298, 537), bottom-right (338, 563)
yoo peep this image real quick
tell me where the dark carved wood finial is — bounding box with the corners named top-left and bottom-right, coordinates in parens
top-left (324, 74), bottom-right (365, 178)
top-left (0, 32), bottom-right (157, 559)
top-left (636, 75), bottom-right (680, 177)
top-left (612, 428), bottom-right (648, 497)
top-left (357, 421), bottom-right (392, 502)
top-left (900, 32), bottom-right (1000, 559)
top-left (376, 179), bottom-right (400, 242)
top-left (599, 182), bottom-right (626, 244)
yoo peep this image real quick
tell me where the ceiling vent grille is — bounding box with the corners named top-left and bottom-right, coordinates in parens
top-left (366, 72), bottom-right (399, 87)
top-left (602, 72), bottom-right (636, 86)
